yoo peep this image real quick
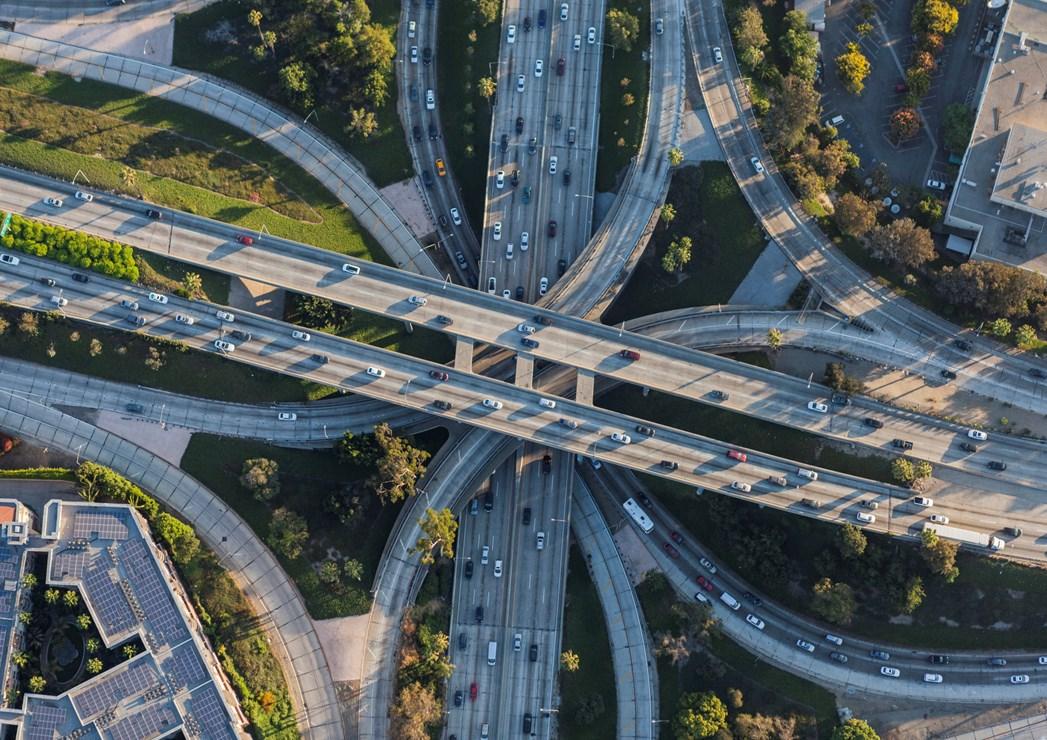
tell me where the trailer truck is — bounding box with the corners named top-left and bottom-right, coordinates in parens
top-left (923, 522), bottom-right (1004, 551)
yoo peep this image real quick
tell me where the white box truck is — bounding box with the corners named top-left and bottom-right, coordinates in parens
top-left (923, 522), bottom-right (1004, 551)
top-left (720, 591), bottom-right (740, 610)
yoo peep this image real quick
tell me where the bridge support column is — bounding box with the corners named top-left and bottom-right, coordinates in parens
top-left (576, 369), bottom-right (595, 405)
top-left (514, 354), bottom-right (534, 388)
top-left (454, 337), bottom-right (474, 372)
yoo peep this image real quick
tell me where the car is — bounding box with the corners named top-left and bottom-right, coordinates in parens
top-left (539, 277), bottom-right (549, 296)
top-left (891, 439), bottom-right (914, 450)
top-left (1030, 368), bottom-right (1047, 379)
top-left (559, 418), bottom-right (579, 429)
top-left (450, 208), bottom-right (462, 225)
top-left (421, 170), bottom-right (433, 188)
top-left (638, 494), bottom-right (653, 508)
top-left (797, 468), bottom-right (819, 481)
top-left (731, 481), bottom-right (752, 493)
top-left (912, 496), bottom-right (933, 508)
top-left (862, 417), bottom-right (884, 429)
top-left (518, 323), bottom-right (536, 335)
top-left (216, 310), bottom-right (235, 322)
top-left (513, 634), bottom-right (522, 652)
top-left (524, 15), bottom-right (532, 30)
top-left (230, 329), bottom-right (251, 341)
top-left (410, 46), bottom-right (418, 63)
top-left (407, 19), bottom-right (416, 38)
top-left (502, 289), bottom-right (511, 299)
top-left (278, 411), bottom-right (297, 421)
top-left (663, 542), bottom-right (680, 559)
top-left (713, 46), bottom-right (723, 63)
top-left (556, 57), bottom-right (565, 75)
top-left (408, 295), bottom-right (428, 306)
top-left (482, 398), bottom-right (503, 410)
top-left (611, 432), bottom-right (631, 444)
top-left (548, 220), bottom-right (558, 237)
top-left (147, 292), bottom-right (168, 304)
top-left (523, 186), bottom-right (532, 204)
top-left (1011, 675), bottom-right (1030, 684)
top-left (538, 8), bottom-right (546, 26)
top-left (560, 2), bottom-right (568, 19)
top-left (481, 545), bottom-right (490, 565)
top-left (454, 690), bottom-right (463, 707)
top-left (511, 168), bottom-right (520, 186)
top-left (856, 512), bottom-right (876, 524)
top-left (953, 339), bottom-right (973, 352)
top-left (454, 251), bottom-right (468, 269)
top-left (311, 354), bottom-right (329, 364)
top-left (988, 460), bottom-right (1008, 471)
top-left (493, 222), bottom-right (502, 240)
top-left (881, 666), bottom-right (901, 678)
top-left (696, 575), bottom-right (714, 592)
top-left (746, 614), bottom-right (765, 630)
top-left (341, 263), bottom-right (361, 275)
top-left (636, 425), bottom-right (655, 437)
top-left (573, 33), bottom-right (581, 50)
top-left (587, 26), bottom-right (597, 43)
top-left (126, 312), bottom-right (146, 325)
top-left (214, 339), bottom-right (235, 352)
top-left (869, 650), bottom-right (891, 661)
top-left (699, 557), bottom-right (717, 574)
top-left (73, 190), bottom-right (93, 202)
top-left (530, 643), bottom-right (539, 661)
top-left (967, 429), bottom-right (988, 441)
top-left (563, 169), bottom-right (571, 186)
top-left (470, 682), bottom-right (478, 700)
top-left (438, 214), bottom-right (449, 228)
top-left (507, 24), bottom-right (517, 42)
top-left (495, 170), bottom-right (504, 188)
top-left (926, 179), bottom-right (947, 191)
top-left (174, 313), bottom-right (195, 325)
top-left (517, 74), bottom-right (526, 92)
top-left (929, 514), bottom-right (950, 524)
top-left (770, 475), bottom-right (788, 486)
top-left (557, 258), bottom-right (567, 276)
top-left (989, 657), bottom-right (1008, 666)
top-left (71, 273), bottom-right (89, 283)
top-left (923, 673), bottom-right (943, 683)
top-left (366, 367), bottom-right (386, 378)
top-left (655, 17), bottom-right (664, 34)
top-left (750, 156), bottom-right (764, 174)
top-left (929, 654), bottom-right (950, 664)
top-left (534, 59), bottom-right (543, 77)
top-left (433, 400), bottom-right (452, 411)
top-left (493, 560), bottom-right (503, 577)
top-left (940, 369), bottom-right (957, 380)
top-left (44, 196), bottom-right (63, 208)
top-left (119, 299), bottom-right (140, 310)
top-left (743, 591), bottom-right (763, 606)
top-left (515, 116), bottom-right (524, 134)
top-left (429, 122), bottom-right (439, 140)
top-left (567, 126), bottom-right (577, 145)
top-left (665, 531), bottom-right (684, 547)
top-left (528, 137), bottom-right (538, 155)
top-left (435, 159), bottom-right (446, 177)
top-left (796, 639), bottom-right (815, 653)
top-left (538, 399), bottom-right (557, 413)
top-left (236, 234), bottom-right (254, 245)
top-left (40, 277), bottom-right (56, 287)
top-left (960, 441), bottom-right (977, 453)
top-left (1039, 656), bottom-right (1047, 665)
top-left (145, 208), bottom-right (163, 219)
top-left (726, 449), bottom-right (747, 462)
top-left (830, 651), bottom-right (848, 663)
top-left (807, 401), bottom-right (828, 413)
top-left (536, 531), bottom-right (545, 550)
top-left (422, 46), bottom-right (432, 64)
top-left (425, 89), bottom-right (435, 110)
top-left (1008, 527), bottom-right (1024, 538)
top-left (549, 156), bottom-right (558, 174)
top-left (429, 368), bottom-right (450, 382)
top-left (521, 337), bottom-right (539, 348)
top-left (291, 329), bottom-right (311, 341)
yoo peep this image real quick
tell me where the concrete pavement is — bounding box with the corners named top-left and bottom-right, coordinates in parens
top-left (0, 0), bottom-right (212, 23)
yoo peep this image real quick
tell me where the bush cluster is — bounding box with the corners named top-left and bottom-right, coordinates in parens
top-left (2, 215), bottom-right (138, 281)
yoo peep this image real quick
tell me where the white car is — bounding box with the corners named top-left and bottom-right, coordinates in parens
top-left (481, 545), bottom-right (490, 565)
top-left (148, 292), bottom-right (168, 304)
top-left (539, 398), bottom-right (556, 409)
top-left (926, 179), bottom-right (947, 191)
top-left (214, 339), bottom-right (235, 352)
top-left (881, 666), bottom-right (901, 678)
top-left (750, 156), bottom-right (765, 174)
top-left (1011, 674), bottom-right (1030, 684)
top-left (0, 253), bottom-right (19, 266)
top-left (807, 401), bottom-right (828, 414)
top-left (425, 89), bottom-right (435, 110)
top-left (408, 295), bottom-right (428, 306)
top-left (549, 156), bottom-right (558, 174)
top-left (560, 2), bottom-right (568, 20)
top-left (797, 468), bottom-right (818, 480)
top-left (483, 398), bottom-right (503, 409)
top-left (74, 191), bottom-right (93, 202)
top-left (493, 221), bottom-right (502, 240)
top-left (408, 19), bottom-right (416, 38)
top-left (366, 367), bottom-right (386, 378)
top-left (174, 313), bottom-right (195, 325)
top-left (587, 26), bottom-right (596, 43)
top-left (699, 557), bottom-right (717, 574)
top-left (1038, 656), bottom-right (1047, 665)
top-left (539, 277), bottom-right (549, 296)
top-left (487, 277), bottom-right (497, 294)
top-left (713, 46), bottom-right (723, 63)
top-left (534, 59), bottom-right (543, 77)
top-left (342, 263), bottom-right (360, 275)
top-left (856, 512), bottom-right (876, 524)
top-left (450, 208), bottom-right (462, 225)
top-left (731, 481), bottom-right (752, 493)
top-left (496, 170), bottom-right (505, 189)
top-left (923, 673), bottom-right (943, 684)
top-left (278, 412), bottom-right (297, 421)
top-left (502, 289), bottom-right (511, 299)
top-left (493, 559), bottom-right (503, 577)
top-left (610, 432), bottom-right (631, 444)
top-left (536, 531), bottom-right (545, 550)
top-left (929, 513), bottom-right (949, 524)
top-left (51, 295), bottom-right (68, 307)
top-left (517, 323), bottom-right (536, 334)
top-left (655, 17), bottom-right (664, 34)
top-left (517, 74), bottom-right (525, 92)
top-left (410, 46), bottom-right (418, 63)
top-left (573, 33), bottom-right (581, 50)
top-left (967, 429), bottom-right (988, 441)
top-left (291, 329), bottom-right (311, 341)
top-left (513, 633), bottom-right (522, 651)
top-left (795, 639), bottom-right (815, 653)
top-left (507, 24), bottom-right (517, 43)
top-left (520, 232), bottom-right (529, 251)
top-left (694, 592), bottom-right (709, 603)
top-left (912, 496), bottom-right (933, 508)
top-left (216, 310), bottom-right (235, 322)
top-left (745, 614), bottom-right (765, 630)
top-left (44, 197), bottom-right (63, 208)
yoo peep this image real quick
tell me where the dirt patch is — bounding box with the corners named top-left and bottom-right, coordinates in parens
top-left (18, 15), bottom-right (176, 66)
top-left (312, 613), bottom-right (370, 683)
top-left (612, 524), bottom-right (659, 586)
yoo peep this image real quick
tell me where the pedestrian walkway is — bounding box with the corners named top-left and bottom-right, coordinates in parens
top-left (0, 393), bottom-right (345, 740)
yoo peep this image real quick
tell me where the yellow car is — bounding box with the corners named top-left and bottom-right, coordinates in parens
top-left (435, 158), bottom-right (446, 176)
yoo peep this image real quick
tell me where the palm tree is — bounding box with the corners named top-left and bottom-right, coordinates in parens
top-left (76, 614), bottom-right (92, 631)
top-left (62, 590), bottom-right (79, 609)
top-left (86, 658), bottom-right (103, 675)
top-left (121, 644), bottom-right (137, 660)
top-left (27, 676), bottom-right (45, 693)
top-left (120, 166), bottom-right (137, 191)
top-left (11, 651), bottom-right (28, 669)
top-left (44, 588), bottom-right (59, 605)
top-left (86, 638), bottom-right (100, 654)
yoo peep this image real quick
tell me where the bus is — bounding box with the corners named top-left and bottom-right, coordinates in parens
top-left (622, 498), bottom-right (654, 534)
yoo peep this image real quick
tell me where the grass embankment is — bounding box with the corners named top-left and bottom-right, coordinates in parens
top-left (605, 163), bottom-right (767, 323)
top-left (594, 0), bottom-right (650, 192)
top-left (172, 0), bottom-right (411, 187)
top-left (436, 0), bottom-right (500, 230)
top-left (180, 428), bottom-right (448, 618)
top-left (558, 545), bottom-right (617, 740)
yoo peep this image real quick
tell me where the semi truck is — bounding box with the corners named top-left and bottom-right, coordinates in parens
top-left (923, 522), bottom-right (1004, 551)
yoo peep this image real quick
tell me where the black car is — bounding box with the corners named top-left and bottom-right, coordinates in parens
top-left (639, 494), bottom-right (653, 508)
top-left (660, 460), bottom-right (679, 470)
top-left (71, 273), bottom-right (89, 283)
top-left (521, 337), bottom-right (539, 348)
top-left (535, 314), bottom-right (553, 326)
top-left (830, 651), bottom-right (848, 664)
top-left (438, 214), bottom-right (449, 228)
top-left (830, 392), bottom-right (850, 406)
top-left (988, 657), bottom-right (1008, 667)
top-left (412, 125), bottom-right (422, 141)
top-left (311, 354), bottom-right (329, 364)
top-left (891, 439), bottom-right (914, 450)
top-left (556, 57), bottom-right (566, 75)
top-left (454, 251), bottom-right (468, 268)
top-left (869, 650), bottom-right (891, 661)
top-left (940, 369), bottom-right (957, 380)
top-left (523, 15), bottom-right (532, 30)
top-left (429, 369), bottom-right (450, 381)
top-left (500, 134), bottom-right (509, 152)
top-left (529, 643), bottom-right (538, 661)
top-left (528, 137), bottom-right (537, 154)
top-left (459, 632), bottom-right (468, 649)
top-left (475, 605), bottom-right (484, 623)
top-left (1030, 368), bottom-right (1047, 379)
top-left (145, 208), bottom-right (162, 219)
top-left (541, 454), bottom-right (552, 474)
top-left (436, 315), bottom-right (454, 325)
top-left (515, 116), bottom-right (524, 134)
top-left (929, 654), bottom-right (950, 665)
top-left (537, 8), bottom-right (546, 26)
top-left (522, 507), bottom-right (532, 525)
top-left (454, 690), bottom-right (463, 707)
top-left (231, 329), bottom-right (252, 342)
top-left (428, 122), bottom-right (439, 140)
top-left (433, 399), bottom-right (452, 411)
top-left (464, 559), bottom-right (474, 578)
top-left (515, 285), bottom-right (524, 300)
top-left (422, 170), bottom-right (434, 187)
top-left (40, 277), bottom-right (56, 287)
top-left (960, 441), bottom-right (977, 452)
top-left (1006, 526), bottom-right (1023, 537)
top-left (953, 339), bottom-right (973, 352)
top-left (635, 424), bottom-right (655, 437)
top-left (742, 591), bottom-right (763, 607)
top-left (422, 47), bottom-right (432, 64)
top-left (988, 460), bottom-right (1008, 471)
top-left (863, 417), bottom-right (884, 429)
top-left (484, 490), bottom-right (494, 511)
top-left (125, 402), bottom-right (144, 413)
top-left (557, 258), bottom-right (567, 276)
top-left (710, 390), bottom-right (730, 401)
top-left (547, 220), bottom-right (557, 237)
top-left (511, 169), bottom-right (520, 186)
top-left (409, 85), bottom-right (418, 102)
top-left (563, 170), bottom-right (571, 186)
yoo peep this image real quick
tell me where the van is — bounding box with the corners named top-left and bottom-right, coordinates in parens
top-left (856, 512), bottom-right (876, 524)
top-left (523, 713), bottom-right (533, 733)
top-left (487, 641), bottom-right (498, 666)
top-left (825, 634), bottom-right (844, 646)
top-left (824, 114), bottom-right (845, 128)
top-left (505, 242), bottom-right (514, 260)
top-left (720, 592), bottom-right (741, 610)
top-left (796, 468), bottom-right (818, 481)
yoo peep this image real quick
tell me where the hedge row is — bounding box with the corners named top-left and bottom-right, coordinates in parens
top-left (1, 214), bottom-right (138, 281)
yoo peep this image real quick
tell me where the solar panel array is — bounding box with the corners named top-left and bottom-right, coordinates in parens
top-left (72, 659), bottom-right (159, 720)
top-left (72, 511), bottom-right (131, 541)
top-left (118, 539), bottom-right (187, 647)
top-left (23, 700), bottom-right (70, 740)
top-left (0, 545), bottom-right (18, 581)
top-left (107, 702), bottom-right (178, 740)
top-left (187, 685), bottom-right (239, 740)
top-left (52, 547), bottom-right (89, 581)
top-left (82, 553), bottom-right (138, 637)
top-left (161, 644), bottom-right (208, 692)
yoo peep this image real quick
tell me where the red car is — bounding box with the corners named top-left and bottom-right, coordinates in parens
top-left (429, 370), bottom-right (449, 381)
top-left (619, 349), bottom-right (641, 361)
top-left (236, 234), bottom-right (254, 245)
top-left (727, 450), bottom-right (747, 462)
top-left (696, 575), bottom-right (714, 592)
top-left (670, 531), bottom-right (684, 545)
top-left (470, 682), bottom-right (478, 700)
top-left (663, 542), bottom-right (680, 559)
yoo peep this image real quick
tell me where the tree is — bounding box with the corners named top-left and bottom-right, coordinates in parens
top-left (1016, 324), bottom-right (1039, 349)
top-left (915, 0), bottom-right (958, 35)
top-left (412, 507), bottom-right (458, 565)
top-left (936, 261), bottom-right (1047, 318)
top-left (18, 611), bottom-right (31, 625)
top-left (475, 0), bottom-right (500, 23)
top-left (856, 21), bottom-right (873, 36)
top-left (267, 507), bottom-right (310, 560)
top-left (18, 312), bottom-right (39, 337)
top-left (28, 676), bottom-right (46, 693)
top-left (90, 338), bottom-right (103, 357)
top-left (810, 138), bottom-right (860, 189)
top-left (989, 318), bottom-right (1013, 338)
top-left (780, 11), bottom-right (818, 80)
top-left (866, 219), bottom-right (935, 271)
top-left (914, 196), bottom-right (943, 227)
top-left (154, 512), bottom-right (200, 565)
top-left (180, 272), bottom-right (203, 299)
top-left (122, 644), bottom-right (138, 659)
top-left (369, 423), bottom-right (431, 504)
top-left (560, 650), bottom-right (581, 672)
top-left (63, 590), bottom-right (79, 608)
top-left (120, 166), bottom-right (137, 190)
top-left (295, 295), bottom-right (352, 331)
top-left (920, 528), bottom-right (960, 582)
top-left (913, 460), bottom-right (933, 484)
top-left (390, 682), bottom-right (441, 740)
top-left (824, 362), bottom-right (864, 393)
top-left (767, 327), bottom-right (783, 350)
top-left (668, 147), bottom-right (685, 166)
top-left (77, 614), bottom-right (92, 630)
top-left (279, 61), bottom-right (316, 111)
top-left (834, 193), bottom-right (878, 237)
top-left (606, 8), bottom-right (641, 51)
top-left (673, 691), bottom-right (728, 738)
top-left (889, 107), bottom-right (921, 141)
top-left (942, 103), bottom-right (975, 154)
top-left (0, 316), bottom-right (10, 335)
top-left (344, 558), bottom-right (364, 581)
top-left (21, 573), bottom-right (37, 589)
top-left (836, 523), bottom-right (868, 559)
top-left (906, 66), bottom-right (931, 99)
top-left (836, 43), bottom-right (871, 95)
top-left (86, 657), bottom-right (103, 675)
top-left (45, 588), bottom-right (60, 605)
top-left (11, 651), bottom-right (29, 668)
top-left (766, 75), bottom-right (820, 151)
top-left (661, 236), bottom-right (693, 273)
top-left (338, 430), bottom-right (382, 465)
top-left (899, 575), bottom-right (925, 614)
top-left (660, 203), bottom-right (677, 225)
top-left (733, 6), bottom-right (769, 59)
top-left (892, 457), bottom-right (916, 484)
top-left (240, 458), bottom-right (281, 502)
top-left (347, 108), bottom-right (378, 139)
top-left (811, 577), bottom-right (856, 625)
top-left (477, 76), bottom-right (496, 107)
top-left (726, 687), bottom-right (744, 709)
top-left (86, 638), bottom-right (100, 654)
top-left (832, 718), bottom-right (880, 740)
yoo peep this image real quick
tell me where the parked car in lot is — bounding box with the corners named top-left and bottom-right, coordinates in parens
top-left (926, 179), bottom-right (948, 191)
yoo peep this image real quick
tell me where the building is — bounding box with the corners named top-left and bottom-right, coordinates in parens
top-left (0, 498), bottom-right (249, 740)
top-left (943, 0), bottom-right (1047, 270)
